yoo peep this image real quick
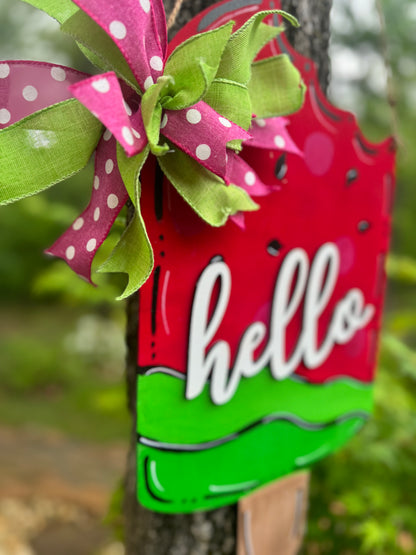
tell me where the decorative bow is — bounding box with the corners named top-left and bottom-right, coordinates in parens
top-left (0, 0), bottom-right (305, 298)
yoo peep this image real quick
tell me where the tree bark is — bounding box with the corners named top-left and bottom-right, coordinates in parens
top-left (124, 1), bottom-right (332, 553)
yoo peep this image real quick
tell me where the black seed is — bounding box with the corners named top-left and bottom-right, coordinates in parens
top-left (275, 154), bottom-right (287, 180)
top-left (346, 168), bottom-right (359, 185)
top-left (358, 221), bottom-right (371, 232)
top-left (267, 239), bottom-right (283, 256)
top-left (160, 251), bottom-right (165, 257)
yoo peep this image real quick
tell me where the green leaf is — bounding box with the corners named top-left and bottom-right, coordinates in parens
top-left (163, 21), bottom-right (234, 110)
top-left (98, 144), bottom-right (153, 300)
top-left (62, 10), bottom-right (139, 92)
top-left (21, 0), bottom-right (78, 24)
top-left (249, 55), bottom-right (306, 118)
top-left (158, 146), bottom-right (258, 227)
top-left (216, 10), bottom-right (296, 86)
top-left (0, 99), bottom-right (103, 205)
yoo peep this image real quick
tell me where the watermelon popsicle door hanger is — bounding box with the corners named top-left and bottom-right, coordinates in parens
top-left (136, 0), bottom-right (396, 513)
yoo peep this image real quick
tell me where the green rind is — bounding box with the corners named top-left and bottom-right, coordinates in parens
top-left (138, 371), bottom-right (373, 444)
top-left (137, 415), bottom-right (366, 513)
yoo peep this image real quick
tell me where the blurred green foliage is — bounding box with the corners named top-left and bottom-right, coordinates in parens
top-left (0, 0), bottom-right (415, 553)
top-left (303, 1), bottom-right (416, 554)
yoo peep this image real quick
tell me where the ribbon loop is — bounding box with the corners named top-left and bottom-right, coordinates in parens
top-left (162, 100), bottom-right (251, 180)
top-left (0, 3), bottom-right (305, 297)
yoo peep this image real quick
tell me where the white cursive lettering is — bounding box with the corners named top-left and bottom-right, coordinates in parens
top-left (186, 244), bottom-right (375, 405)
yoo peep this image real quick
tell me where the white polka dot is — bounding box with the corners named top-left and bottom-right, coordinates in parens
top-left (105, 159), bottom-right (114, 174)
top-left (140, 0), bottom-right (150, 13)
top-left (109, 20), bottom-right (127, 40)
top-left (94, 207), bottom-right (100, 221)
top-left (274, 135), bottom-right (286, 149)
top-left (123, 100), bottom-right (132, 116)
top-left (0, 63), bottom-right (10, 79)
top-left (160, 113), bottom-right (168, 129)
top-left (86, 238), bottom-right (97, 252)
top-left (150, 56), bottom-right (164, 72)
top-left (51, 66), bottom-right (66, 81)
top-left (219, 117), bottom-right (232, 128)
top-left (186, 109), bottom-right (201, 124)
top-left (196, 144), bottom-right (211, 161)
top-left (94, 175), bottom-right (100, 190)
top-left (0, 109), bottom-right (11, 124)
top-left (144, 76), bottom-right (154, 90)
top-left (122, 126), bottom-right (134, 146)
top-left (66, 246), bottom-right (75, 260)
top-left (22, 85), bottom-right (38, 102)
top-left (103, 129), bottom-right (112, 141)
top-left (107, 194), bottom-right (119, 209)
top-left (255, 118), bottom-right (266, 127)
top-left (73, 217), bottom-right (84, 230)
top-left (92, 78), bottom-right (110, 93)
top-left (132, 128), bottom-right (141, 139)
top-left (244, 171), bottom-right (256, 186)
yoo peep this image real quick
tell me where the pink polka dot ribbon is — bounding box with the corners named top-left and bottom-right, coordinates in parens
top-left (70, 0), bottom-right (167, 94)
top-left (0, 61), bottom-right (87, 130)
top-left (249, 116), bottom-right (302, 156)
top-left (0, 0), bottom-right (304, 289)
top-left (52, 0), bottom-right (254, 281)
top-left (45, 135), bottom-right (129, 283)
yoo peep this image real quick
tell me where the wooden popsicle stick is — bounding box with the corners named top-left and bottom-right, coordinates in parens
top-left (237, 472), bottom-right (310, 555)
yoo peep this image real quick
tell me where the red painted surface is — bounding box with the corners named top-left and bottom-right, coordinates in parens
top-left (137, 0), bottom-right (395, 385)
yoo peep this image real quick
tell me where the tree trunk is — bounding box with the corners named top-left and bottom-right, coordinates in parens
top-left (124, 1), bottom-right (332, 553)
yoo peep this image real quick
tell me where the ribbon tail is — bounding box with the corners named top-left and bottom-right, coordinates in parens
top-left (98, 143), bottom-right (154, 299)
top-left (45, 136), bottom-right (128, 282)
top-left (249, 116), bottom-right (303, 156)
top-left (98, 203), bottom-right (154, 300)
top-left (0, 61), bottom-right (88, 129)
top-left (230, 212), bottom-right (246, 229)
top-left (226, 151), bottom-right (279, 197)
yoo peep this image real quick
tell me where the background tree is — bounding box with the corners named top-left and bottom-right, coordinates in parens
top-left (1, 0), bottom-right (416, 553)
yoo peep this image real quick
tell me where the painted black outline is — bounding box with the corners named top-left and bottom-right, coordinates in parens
top-left (198, 0), bottom-right (262, 31)
top-left (143, 456), bottom-right (172, 504)
top-left (355, 132), bottom-right (379, 156)
top-left (137, 410), bottom-right (370, 453)
top-left (309, 84), bottom-right (342, 123)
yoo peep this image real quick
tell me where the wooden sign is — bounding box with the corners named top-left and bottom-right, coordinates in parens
top-left (135, 0), bottom-right (395, 513)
